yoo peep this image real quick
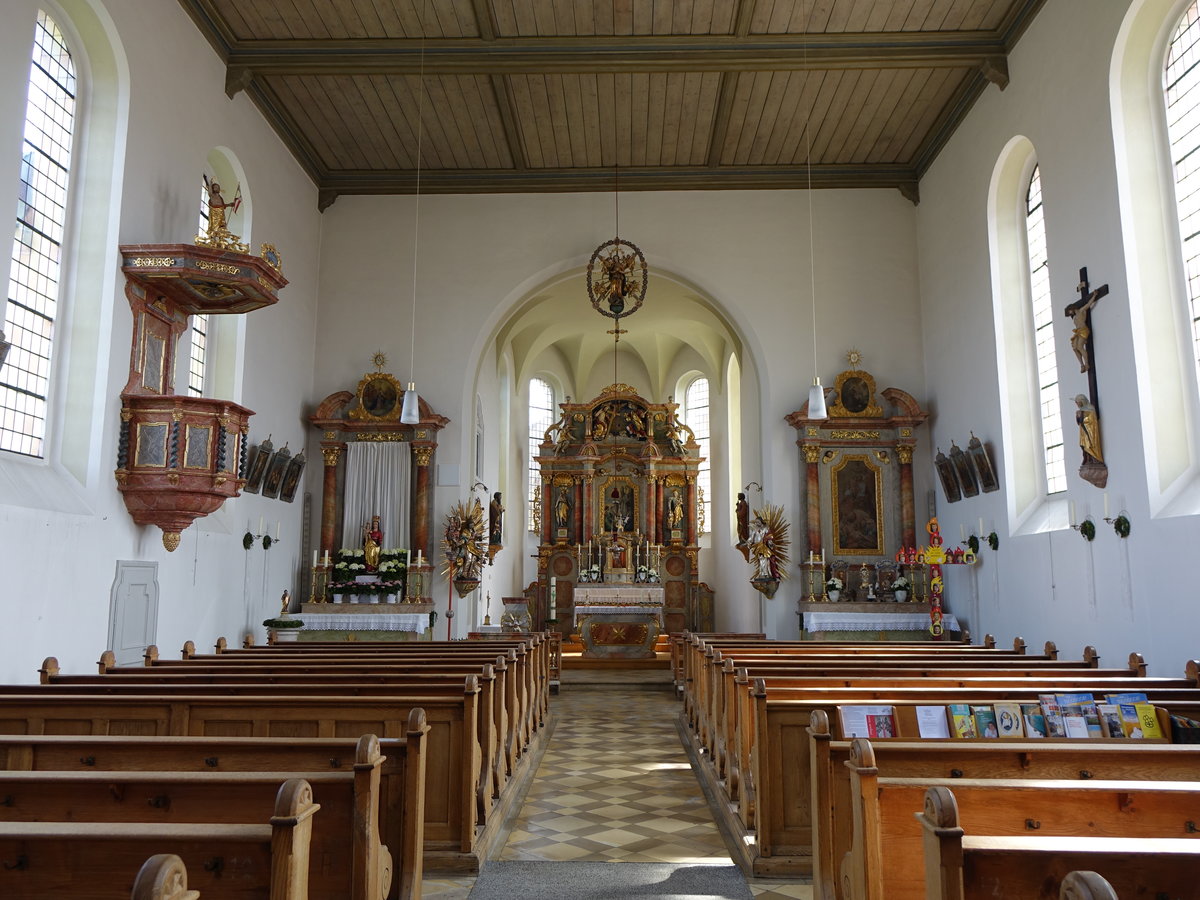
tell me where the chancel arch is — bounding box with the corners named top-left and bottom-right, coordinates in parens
top-left (474, 263), bottom-right (760, 637)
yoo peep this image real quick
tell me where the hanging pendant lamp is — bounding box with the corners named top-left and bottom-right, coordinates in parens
top-left (401, 1), bottom-right (428, 426)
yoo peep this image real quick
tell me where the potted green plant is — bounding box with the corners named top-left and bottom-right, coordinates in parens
top-left (262, 616), bottom-right (303, 642)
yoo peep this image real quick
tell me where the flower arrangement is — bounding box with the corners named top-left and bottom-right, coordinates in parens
top-left (262, 616), bottom-right (304, 629)
top-left (891, 575), bottom-right (911, 591)
top-left (327, 579), bottom-right (406, 596)
top-left (825, 576), bottom-right (843, 593)
top-left (377, 548), bottom-right (408, 575)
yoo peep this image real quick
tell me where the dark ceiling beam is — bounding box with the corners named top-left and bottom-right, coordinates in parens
top-left (312, 163), bottom-right (920, 197)
top-left (910, 69), bottom-right (990, 180)
top-left (733, 0), bottom-right (756, 39)
top-left (491, 75), bottom-right (528, 171)
top-left (220, 33), bottom-right (1011, 76)
top-left (471, 0), bottom-right (498, 42)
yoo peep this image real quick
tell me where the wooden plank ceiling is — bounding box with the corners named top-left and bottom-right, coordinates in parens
top-left (178, 0), bottom-right (1045, 208)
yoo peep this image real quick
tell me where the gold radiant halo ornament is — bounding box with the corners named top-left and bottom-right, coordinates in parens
top-left (586, 238), bottom-right (648, 324)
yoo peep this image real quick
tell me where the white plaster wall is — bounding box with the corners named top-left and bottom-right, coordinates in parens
top-left (316, 188), bottom-right (927, 636)
top-left (0, 0), bottom-right (322, 682)
top-left (917, 0), bottom-right (1197, 673)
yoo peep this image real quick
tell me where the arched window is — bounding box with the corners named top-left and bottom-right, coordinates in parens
top-left (1166, 3), bottom-right (1200, 383)
top-left (0, 11), bottom-right (76, 457)
top-left (187, 178), bottom-right (211, 396)
top-left (682, 376), bottom-right (711, 534)
top-left (1025, 166), bottom-right (1067, 495)
top-left (528, 377), bottom-right (555, 530)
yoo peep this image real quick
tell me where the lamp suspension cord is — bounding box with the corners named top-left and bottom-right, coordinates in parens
top-left (804, 20), bottom-right (818, 377)
top-left (408, 0), bottom-right (427, 388)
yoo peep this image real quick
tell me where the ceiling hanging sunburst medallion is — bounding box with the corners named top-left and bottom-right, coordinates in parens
top-left (586, 237), bottom-right (648, 322)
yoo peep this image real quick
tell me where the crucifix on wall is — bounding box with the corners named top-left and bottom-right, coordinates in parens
top-left (1063, 267), bottom-right (1109, 489)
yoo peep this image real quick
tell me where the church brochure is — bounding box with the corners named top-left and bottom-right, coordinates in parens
top-left (994, 702), bottom-right (1025, 738)
top-left (1096, 703), bottom-right (1126, 739)
top-left (1038, 694), bottom-right (1066, 737)
top-left (838, 705), bottom-right (897, 739)
top-left (947, 704), bottom-right (977, 739)
top-left (1020, 703), bottom-right (1047, 738)
top-left (971, 705), bottom-right (999, 738)
top-left (916, 705), bottom-right (950, 738)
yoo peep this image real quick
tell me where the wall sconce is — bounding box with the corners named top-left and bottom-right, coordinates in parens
top-left (243, 517), bottom-right (279, 550)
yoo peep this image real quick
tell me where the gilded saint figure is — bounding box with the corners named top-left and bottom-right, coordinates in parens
top-left (1074, 395), bottom-right (1103, 465)
top-left (363, 514), bottom-right (383, 570)
top-left (667, 488), bottom-right (684, 531)
top-left (554, 488), bottom-right (571, 530)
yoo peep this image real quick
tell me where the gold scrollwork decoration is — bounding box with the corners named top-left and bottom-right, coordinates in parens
top-left (803, 445), bottom-right (821, 464)
top-left (413, 446), bottom-right (434, 466)
top-left (830, 430), bottom-right (882, 440)
top-left (321, 447), bottom-right (343, 466)
top-left (354, 432), bottom-right (408, 442)
top-left (807, 426), bottom-right (819, 436)
top-left (896, 445), bottom-right (914, 464)
top-left (900, 428), bottom-right (912, 437)
top-left (194, 260), bottom-right (242, 276)
top-left (131, 256), bottom-right (176, 268)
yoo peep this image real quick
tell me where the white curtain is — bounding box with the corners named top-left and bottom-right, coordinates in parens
top-left (341, 442), bottom-right (411, 552)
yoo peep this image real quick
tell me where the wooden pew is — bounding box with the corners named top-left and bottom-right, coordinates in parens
top-left (1058, 872), bottom-right (1118, 900)
top-left (0, 732), bottom-right (400, 900)
top-left (0, 777), bottom-right (318, 900)
top-left (467, 632), bottom-right (561, 694)
top-left (807, 710), bottom-right (1200, 900)
top-left (841, 738), bottom-right (1200, 900)
top-left (0, 685), bottom-right (482, 871)
top-left (712, 680), bottom-right (1200, 877)
top-left (918, 785), bottom-right (1200, 900)
top-left (0, 722), bottom-right (430, 899)
top-left (131, 854), bottom-right (199, 900)
top-left (147, 643), bottom-right (543, 760)
top-left (48, 656), bottom-right (509, 820)
top-left (671, 633), bottom-right (766, 691)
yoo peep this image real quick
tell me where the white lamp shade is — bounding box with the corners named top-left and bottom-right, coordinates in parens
top-left (808, 379), bottom-right (828, 420)
top-left (400, 383), bottom-right (420, 424)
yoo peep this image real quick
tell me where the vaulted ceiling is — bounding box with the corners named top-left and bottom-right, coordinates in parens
top-left (178, 0), bottom-right (1045, 209)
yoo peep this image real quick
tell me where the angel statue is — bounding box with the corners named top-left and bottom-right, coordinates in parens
top-left (747, 504), bottom-right (790, 599)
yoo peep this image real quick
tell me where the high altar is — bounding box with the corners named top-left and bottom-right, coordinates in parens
top-left (530, 384), bottom-right (712, 657)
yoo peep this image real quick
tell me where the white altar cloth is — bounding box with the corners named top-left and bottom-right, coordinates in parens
top-left (299, 613), bottom-right (430, 633)
top-left (573, 586), bottom-right (665, 627)
top-left (803, 611), bottom-right (960, 633)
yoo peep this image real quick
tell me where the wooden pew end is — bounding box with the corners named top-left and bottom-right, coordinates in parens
top-left (1185, 658), bottom-right (1198, 685)
top-left (132, 853), bottom-right (200, 900)
top-left (1013, 636), bottom-right (1026, 654)
top-left (181, 640), bottom-right (195, 660)
top-left (39, 657), bottom-right (59, 684)
top-left (1082, 645), bottom-right (1099, 667)
top-left (243, 633), bottom-right (255, 648)
top-left (921, 785), bottom-right (962, 832)
top-left (847, 737), bottom-right (876, 771)
top-left (984, 633), bottom-right (996, 649)
top-left (98, 649), bottom-right (115, 675)
top-left (1044, 640), bottom-right (1057, 659)
top-left (214, 636), bottom-right (227, 653)
top-left (809, 709), bottom-right (830, 737)
top-left (143, 645), bottom-right (159, 666)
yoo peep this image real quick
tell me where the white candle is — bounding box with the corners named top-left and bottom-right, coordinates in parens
top-left (1103, 492), bottom-right (1109, 517)
top-left (276, 521), bottom-right (281, 539)
top-left (312, 550), bottom-right (318, 567)
top-left (258, 515), bottom-right (264, 534)
top-left (323, 550), bottom-right (330, 566)
top-left (1069, 501), bottom-right (1077, 526)
top-left (960, 524), bottom-right (967, 541)
top-left (978, 518), bottom-right (984, 537)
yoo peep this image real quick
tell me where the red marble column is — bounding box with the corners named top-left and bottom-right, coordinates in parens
top-left (583, 476), bottom-right (593, 543)
top-left (542, 478), bottom-right (552, 545)
top-left (804, 444), bottom-right (821, 556)
top-left (898, 444), bottom-right (916, 550)
top-left (412, 445), bottom-right (433, 561)
top-left (319, 444), bottom-right (343, 557)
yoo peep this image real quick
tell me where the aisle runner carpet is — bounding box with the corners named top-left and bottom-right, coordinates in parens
top-left (468, 861), bottom-right (753, 899)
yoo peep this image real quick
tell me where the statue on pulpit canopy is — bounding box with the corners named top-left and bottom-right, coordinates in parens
top-left (363, 515), bottom-right (383, 571)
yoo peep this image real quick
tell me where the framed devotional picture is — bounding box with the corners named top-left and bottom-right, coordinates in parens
top-left (279, 450), bottom-right (306, 503)
top-left (831, 455), bottom-right (883, 556)
top-left (934, 449), bottom-right (962, 503)
top-left (242, 435), bottom-right (273, 494)
top-left (949, 441), bottom-right (979, 498)
top-left (260, 444), bottom-right (291, 500)
top-left (967, 433), bottom-right (999, 493)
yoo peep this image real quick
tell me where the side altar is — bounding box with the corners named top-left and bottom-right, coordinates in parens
top-left (529, 383), bottom-right (713, 646)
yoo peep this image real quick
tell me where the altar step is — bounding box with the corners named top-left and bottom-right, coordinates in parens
top-left (560, 634), bottom-right (671, 670)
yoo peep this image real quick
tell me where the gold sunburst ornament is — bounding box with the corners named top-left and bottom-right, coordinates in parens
top-left (747, 503), bottom-right (791, 599)
top-left (442, 497), bottom-right (487, 597)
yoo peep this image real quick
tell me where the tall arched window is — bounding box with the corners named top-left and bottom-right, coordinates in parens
top-left (1025, 166), bottom-right (1067, 495)
top-left (0, 11), bottom-right (76, 457)
top-left (187, 178), bottom-right (211, 396)
top-left (528, 377), bottom-right (555, 529)
top-left (1166, 3), bottom-right (1200, 384)
top-left (682, 376), bottom-right (711, 534)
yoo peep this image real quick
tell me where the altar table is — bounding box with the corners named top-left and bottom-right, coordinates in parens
top-left (798, 601), bottom-right (960, 641)
top-left (573, 585), bottom-right (665, 659)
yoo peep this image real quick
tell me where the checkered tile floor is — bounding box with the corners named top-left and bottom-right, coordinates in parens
top-left (422, 684), bottom-right (812, 899)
